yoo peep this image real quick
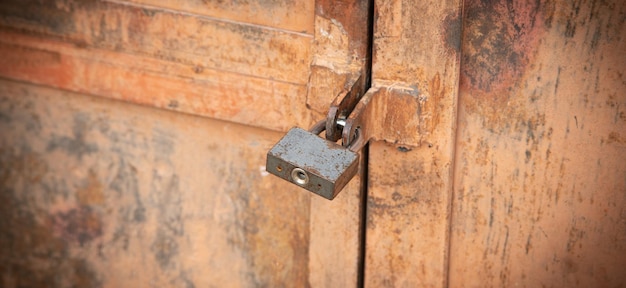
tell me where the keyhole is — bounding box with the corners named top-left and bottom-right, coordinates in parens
top-left (291, 168), bottom-right (309, 185)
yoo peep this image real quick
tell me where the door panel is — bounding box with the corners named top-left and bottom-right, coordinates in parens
top-left (0, 29), bottom-right (309, 131)
top-left (450, 0), bottom-right (626, 286)
top-left (0, 79), bottom-right (310, 286)
top-left (3, 0), bottom-right (624, 286)
top-left (124, 0), bottom-right (315, 34)
top-left (0, 0), bottom-right (312, 84)
top-left (364, 0), bottom-right (462, 286)
top-left (0, 0), bottom-right (313, 131)
top-left (0, 0), bottom-right (370, 286)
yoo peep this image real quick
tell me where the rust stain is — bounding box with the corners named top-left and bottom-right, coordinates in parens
top-left (452, 0), bottom-right (626, 286)
top-left (151, 229), bottom-right (179, 270)
top-left (0, 43), bottom-right (62, 67)
top-left (0, 41), bottom-right (73, 89)
top-left (606, 131), bottom-right (626, 145)
top-left (0, 10), bottom-right (312, 131)
top-left (367, 144), bottom-right (443, 225)
top-left (460, 0), bottom-right (553, 98)
top-left (2, 151), bottom-right (48, 184)
top-left (426, 72), bottom-right (447, 136)
top-left (0, 0), bottom-right (76, 34)
top-left (224, 147), bottom-right (310, 286)
top-left (443, 11), bottom-right (462, 55)
top-left (77, 170), bottom-right (105, 206)
top-left (315, 0), bottom-right (370, 54)
top-left (1, 78), bottom-right (312, 286)
top-left (51, 207), bottom-right (103, 246)
top-left (307, 0), bottom-right (370, 118)
top-left (0, 154), bottom-right (101, 287)
top-left (366, 141), bottom-right (449, 286)
top-left (0, 0), bottom-right (312, 84)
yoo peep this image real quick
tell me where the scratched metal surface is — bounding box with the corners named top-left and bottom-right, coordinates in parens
top-left (2, 0), bottom-right (621, 286)
top-left (0, 0), bottom-right (372, 286)
top-left (450, 0), bottom-right (626, 286)
top-left (266, 127), bottom-right (359, 199)
top-left (364, 0), bottom-right (463, 286)
top-left (268, 128), bottom-right (358, 181)
top-left (0, 79), bottom-right (310, 287)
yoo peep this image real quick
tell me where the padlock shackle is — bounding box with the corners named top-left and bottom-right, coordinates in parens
top-left (309, 119), bottom-right (327, 135)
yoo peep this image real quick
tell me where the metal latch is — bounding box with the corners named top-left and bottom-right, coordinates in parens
top-left (266, 74), bottom-right (375, 200)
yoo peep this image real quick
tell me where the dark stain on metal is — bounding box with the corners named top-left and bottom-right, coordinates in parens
top-left (141, 7), bottom-right (156, 17)
top-left (397, 146), bottom-right (412, 152)
top-left (367, 158), bottom-right (437, 226)
top-left (0, 153), bottom-right (102, 287)
top-left (171, 272), bottom-right (197, 288)
top-left (0, 0), bottom-right (77, 34)
top-left (193, 65), bottom-right (204, 74)
top-left (155, 173), bottom-right (184, 236)
top-left (151, 229), bottom-right (180, 270)
top-left (0, 13), bottom-right (318, 282)
top-left (443, 11), bottom-right (462, 54)
top-left (109, 157), bottom-right (146, 222)
top-left (47, 113), bottom-right (99, 159)
top-left (52, 206), bottom-right (103, 246)
top-left (461, 0), bottom-right (552, 97)
top-left (0, 0), bottom-right (306, 83)
top-left (316, 0), bottom-right (370, 53)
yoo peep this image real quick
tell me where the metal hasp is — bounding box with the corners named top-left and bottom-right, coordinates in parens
top-left (266, 127), bottom-right (359, 200)
top-left (266, 73), bottom-right (372, 200)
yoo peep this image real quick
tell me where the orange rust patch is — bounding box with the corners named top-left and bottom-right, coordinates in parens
top-left (77, 170), bottom-right (105, 206)
top-left (460, 0), bottom-right (553, 100)
top-left (315, 0), bottom-right (370, 54)
top-left (606, 132), bottom-right (626, 145)
top-left (51, 207), bottom-right (103, 246)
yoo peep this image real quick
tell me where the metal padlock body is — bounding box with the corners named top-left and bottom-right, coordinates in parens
top-left (266, 127), bottom-right (359, 200)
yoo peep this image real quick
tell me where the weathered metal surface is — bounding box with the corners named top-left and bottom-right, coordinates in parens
top-left (266, 127), bottom-right (359, 200)
top-left (308, 167), bottom-right (364, 287)
top-left (123, 0), bottom-right (315, 34)
top-left (0, 0), bottom-right (311, 84)
top-left (0, 30), bottom-right (311, 132)
top-left (342, 88), bottom-right (377, 150)
top-left (0, 0), bottom-right (373, 286)
top-left (306, 0), bottom-right (371, 117)
top-left (0, 79), bottom-right (311, 287)
top-left (0, 1), bottom-right (311, 84)
top-left (326, 74), bottom-right (365, 142)
top-left (365, 0), bottom-right (462, 286)
top-left (0, 0), bottom-right (313, 132)
top-left (450, 0), bottom-right (626, 287)
top-left (367, 141), bottom-right (454, 287)
top-left (306, 0), bottom-right (372, 285)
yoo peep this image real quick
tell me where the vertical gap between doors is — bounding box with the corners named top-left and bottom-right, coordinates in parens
top-left (357, 0), bottom-right (375, 286)
top-left (356, 143), bottom-right (370, 288)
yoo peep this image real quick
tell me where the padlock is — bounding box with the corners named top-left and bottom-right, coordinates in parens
top-left (266, 74), bottom-right (372, 200)
top-left (266, 126), bottom-right (359, 200)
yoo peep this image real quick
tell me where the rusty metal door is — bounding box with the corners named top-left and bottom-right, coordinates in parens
top-left (0, 0), bottom-right (371, 286)
top-left (362, 0), bottom-right (626, 287)
top-left (1, 0), bottom-right (625, 287)
top-left (363, 0), bottom-right (626, 286)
